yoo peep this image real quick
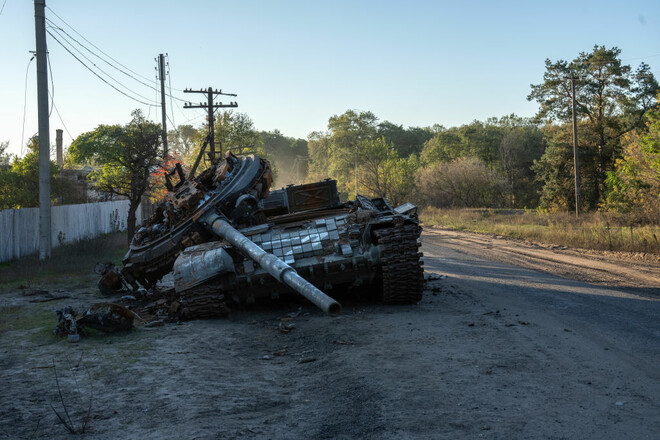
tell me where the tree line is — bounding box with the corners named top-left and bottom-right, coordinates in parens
top-left (1, 45), bottom-right (659, 239)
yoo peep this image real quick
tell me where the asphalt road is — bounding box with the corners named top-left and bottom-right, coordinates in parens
top-left (2, 229), bottom-right (659, 439)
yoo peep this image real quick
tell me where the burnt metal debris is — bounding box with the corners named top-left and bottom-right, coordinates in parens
top-left (54, 303), bottom-right (135, 337)
top-left (99, 151), bottom-right (424, 320)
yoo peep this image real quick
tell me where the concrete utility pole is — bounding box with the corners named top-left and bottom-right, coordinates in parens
top-left (183, 87), bottom-right (237, 160)
top-left (158, 54), bottom-right (168, 158)
top-left (56, 129), bottom-right (63, 168)
top-left (570, 71), bottom-right (581, 217)
top-left (34, 0), bottom-right (51, 261)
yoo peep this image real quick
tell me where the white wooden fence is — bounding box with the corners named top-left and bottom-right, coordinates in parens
top-left (0, 200), bottom-right (143, 263)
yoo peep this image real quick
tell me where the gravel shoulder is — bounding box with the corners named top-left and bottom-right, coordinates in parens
top-left (1, 229), bottom-right (659, 439)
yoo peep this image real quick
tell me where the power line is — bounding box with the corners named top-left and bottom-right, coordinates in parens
top-left (21, 55), bottom-right (35, 157)
top-left (167, 54), bottom-right (177, 127)
top-left (621, 53), bottom-right (660, 62)
top-left (44, 9), bottom-right (189, 102)
top-left (47, 29), bottom-right (158, 107)
top-left (47, 53), bottom-right (55, 116)
top-left (50, 100), bottom-right (74, 141)
top-left (0, 0), bottom-right (7, 17)
top-left (45, 19), bottom-right (188, 104)
top-left (47, 25), bottom-right (158, 105)
top-left (46, 19), bottom-right (158, 89)
top-left (45, 5), bottom-right (153, 84)
top-left (46, 48), bottom-right (75, 143)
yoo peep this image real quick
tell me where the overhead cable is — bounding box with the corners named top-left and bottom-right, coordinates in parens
top-left (47, 29), bottom-right (158, 107)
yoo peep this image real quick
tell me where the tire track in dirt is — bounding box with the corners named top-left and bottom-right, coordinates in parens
top-left (424, 228), bottom-right (660, 297)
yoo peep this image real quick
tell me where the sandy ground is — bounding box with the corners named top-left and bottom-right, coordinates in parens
top-left (1, 228), bottom-right (659, 439)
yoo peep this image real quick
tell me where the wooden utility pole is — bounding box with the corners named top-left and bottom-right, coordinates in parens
top-left (571, 71), bottom-right (581, 217)
top-left (34, 0), bottom-right (51, 260)
top-left (158, 54), bottom-right (168, 158)
top-left (183, 88), bottom-right (237, 159)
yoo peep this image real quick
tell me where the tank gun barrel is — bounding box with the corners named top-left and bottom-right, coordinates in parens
top-left (201, 212), bottom-right (342, 315)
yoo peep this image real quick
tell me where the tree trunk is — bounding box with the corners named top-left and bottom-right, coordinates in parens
top-left (127, 199), bottom-right (138, 245)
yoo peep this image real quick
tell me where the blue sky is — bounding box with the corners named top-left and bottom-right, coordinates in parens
top-left (1, 0), bottom-right (659, 157)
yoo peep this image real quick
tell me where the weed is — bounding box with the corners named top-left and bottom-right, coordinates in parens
top-left (421, 208), bottom-right (660, 255)
top-left (50, 356), bottom-right (93, 434)
top-left (0, 231), bottom-right (128, 290)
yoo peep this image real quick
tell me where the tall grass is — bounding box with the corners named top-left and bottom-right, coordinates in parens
top-left (421, 208), bottom-right (660, 255)
top-left (0, 232), bottom-right (128, 289)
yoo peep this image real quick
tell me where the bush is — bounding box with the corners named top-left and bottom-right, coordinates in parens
top-left (417, 157), bottom-right (508, 208)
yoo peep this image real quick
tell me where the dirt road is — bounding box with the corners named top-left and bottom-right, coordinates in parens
top-left (1, 228), bottom-right (659, 439)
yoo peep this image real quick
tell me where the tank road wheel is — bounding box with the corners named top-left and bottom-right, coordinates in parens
top-left (374, 223), bottom-right (424, 304)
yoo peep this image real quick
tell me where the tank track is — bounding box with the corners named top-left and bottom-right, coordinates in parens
top-left (172, 284), bottom-right (230, 321)
top-left (374, 223), bottom-right (424, 304)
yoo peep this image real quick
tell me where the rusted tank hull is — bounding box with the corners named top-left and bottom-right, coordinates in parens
top-left (98, 152), bottom-right (423, 319)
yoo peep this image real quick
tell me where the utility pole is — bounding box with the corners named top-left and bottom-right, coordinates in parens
top-left (354, 143), bottom-right (358, 197)
top-left (158, 54), bottom-right (168, 158)
top-left (34, 0), bottom-right (51, 261)
top-left (570, 71), bottom-right (581, 217)
top-left (183, 87), bottom-right (237, 160)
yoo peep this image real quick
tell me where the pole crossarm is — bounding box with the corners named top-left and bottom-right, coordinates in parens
top-left (183, 86), bottom-right (238, 167)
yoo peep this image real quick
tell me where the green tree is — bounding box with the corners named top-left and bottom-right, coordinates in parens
top-left (183, 111), bottom-right (263, 174)
top-left (326, 110), bottom-right (379, 196)
top-left (497, 122), bottom-right (545, 207)
top-left (420, 127), bottom-right (465, 164)
top-left (307, 130), bottom-right (332, 182)
top-left (259, 130), bottom-right (308, 186)
top-left (167, 124), bottom-right (197, 157)
top-left (215, 111), bottom-right (261, 152)
top-left (528, 45), bottom-right (659, 208)
top-left (377, 121), bottom-right (433, 157)
top-left (68, 110), bottom-right (162, 242)
top-left (0, 136), bottom-right (59, 209)
top-left (605, 99), bottom-right (660, 223)
top-left (0, 141), bottom-right (12, 165)
top-left (417, 157), bottom-right (508, 208)
top-left (458, 120), bottom-right (503, 169)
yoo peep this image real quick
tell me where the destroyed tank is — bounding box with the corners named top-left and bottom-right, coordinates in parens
top-left (101, 152), bottom-right (423, 318)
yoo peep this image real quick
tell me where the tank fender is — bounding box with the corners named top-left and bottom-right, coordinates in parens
top-left (173, 243), bottom-right (236, 293)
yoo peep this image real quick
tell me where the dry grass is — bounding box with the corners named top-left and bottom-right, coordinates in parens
top-left (0, 232), bottom-right (128, 290)
top-left (421, 208), bottom-right (660, 255)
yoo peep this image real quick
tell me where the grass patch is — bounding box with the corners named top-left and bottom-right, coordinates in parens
top-left (421, 208), bottom-right (660, 255)
top-left (0, 232), bottom-right (128, 290)
top-left (0, 303), bottom-right (61, 344)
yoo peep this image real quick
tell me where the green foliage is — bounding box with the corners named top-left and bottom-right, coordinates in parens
top-left (307, 130), bottom-right (332, 182)
top-left (214, 111), bottom-right (260, 152)
top-left (182, 111), bottom-right (262, 174)
top-left (498, 123), bottom-right (545, 207)
top-left (604, 100), bottom-right (660, 223)
top-left (531, 125), bottom-right (577, 211)
top-left (528, 45), bottom-right (659, 208)
top-left (304, 110), bottom-right (378, 197)
top-left (376, 121), bottom-right (433, 157)
top-left (417, 157), bottom-right (508, 208)
top-left (326, 110), bottom-right (378, 196)
top-left (421, 208), bottom-right (660, 254)
top-left (259, 130), bottom-right (308, 186)
top-left (420, 128), bottom-right (465, 164)
top-left (167, 124), bottom-right (197, 157)
top-left (419, 115), bottom-right (545, 208)
top-left (0, 136), bottom-right (59, 209)
top-left (356, 137), bottom-right (420, 206)
top-left (68, 110), bottom-right (162, 240)
top-left (0, 140), bottom-right (12, 166)
top-left (306, 111), bottom-right (431, 200)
